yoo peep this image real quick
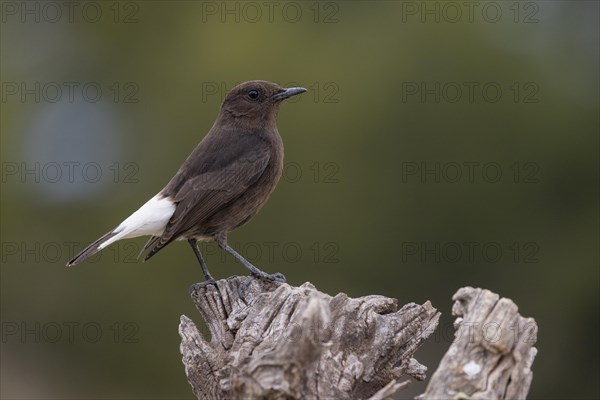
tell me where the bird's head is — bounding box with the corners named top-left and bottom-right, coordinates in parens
top-left (219, 80), bottom-right (306, 124)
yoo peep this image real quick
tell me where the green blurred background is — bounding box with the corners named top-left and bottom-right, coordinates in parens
top-left (1, 1), bottom-right (598, 399)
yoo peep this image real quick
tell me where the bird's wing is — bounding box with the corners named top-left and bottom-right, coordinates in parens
top-left (144, 141), bottom-right (271, 260)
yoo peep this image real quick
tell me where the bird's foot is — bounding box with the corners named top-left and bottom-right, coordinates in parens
top-left (251, 271), bottom-right (286, 283)
top-left (189, 278), bottom-right (218, 296)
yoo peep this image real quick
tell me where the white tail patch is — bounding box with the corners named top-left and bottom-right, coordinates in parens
top-left (98, 194), bottom-right (176, 250)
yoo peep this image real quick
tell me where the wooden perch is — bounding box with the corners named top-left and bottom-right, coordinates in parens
top-left (179, 279), bottom-right (537, 400)
top-left (180, 276), bottom-right (440, 399)
top-left (419, 287), bottom-right (538, 400)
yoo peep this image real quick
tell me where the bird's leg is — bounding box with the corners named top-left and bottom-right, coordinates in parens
top-left (223, 244), bottom-right (286, 283)
top-left (188, 239), bottom-right (216, 283)
top-left (215, 236), bottom-right (285, 283)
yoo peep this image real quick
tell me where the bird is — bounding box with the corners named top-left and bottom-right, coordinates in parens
top-left (67, 80), bottom-right (306, 284)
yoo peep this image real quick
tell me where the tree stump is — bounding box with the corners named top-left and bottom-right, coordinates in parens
top-left (179, 279), bottom-right (538, 399)
top-left (419, 287), bottom-right (538, 400)
top-left (180, 276), bottom-right (440, 399)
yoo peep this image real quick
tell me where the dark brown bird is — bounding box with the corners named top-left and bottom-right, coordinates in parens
top-left (67, 80), bottom-right (306, 283)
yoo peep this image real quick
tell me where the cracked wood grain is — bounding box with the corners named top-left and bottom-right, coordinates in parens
top-left (418, 287), bottom-right (538, 400)
top-left (179, 276), bottom-right (440, 399)
top-left (179, 280), bottom-right (537, 399)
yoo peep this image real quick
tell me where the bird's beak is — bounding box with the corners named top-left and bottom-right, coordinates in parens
top-left (272, 87), bottom-right (307, 101)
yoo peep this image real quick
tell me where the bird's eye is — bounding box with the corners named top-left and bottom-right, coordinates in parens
top-left (248, 90), bottom-right (260, 100)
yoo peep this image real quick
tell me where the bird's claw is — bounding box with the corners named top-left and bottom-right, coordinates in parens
top-left (269, 272), bottom-right (287, 283)
top-left (252, 271), bottom-right (286, 283)
top-left (189, 278), bottom-right (218, 296)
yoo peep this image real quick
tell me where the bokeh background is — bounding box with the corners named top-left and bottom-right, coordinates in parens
top-left (1, 1), bottom-right (598, 399)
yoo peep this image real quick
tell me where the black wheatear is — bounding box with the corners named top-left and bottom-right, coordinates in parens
top-left (67, 80), bottom-right (306, 284)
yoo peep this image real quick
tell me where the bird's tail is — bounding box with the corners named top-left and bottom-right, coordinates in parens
top-left (66, 230), bottom-right (119, 267)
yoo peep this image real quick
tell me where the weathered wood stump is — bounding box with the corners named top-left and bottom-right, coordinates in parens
top-left (180, 276), bottom-right (440, 399)
top-left (179, 279), bottom-right (537, 399)
top-left (419, 287), bottom-right (538, 400)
